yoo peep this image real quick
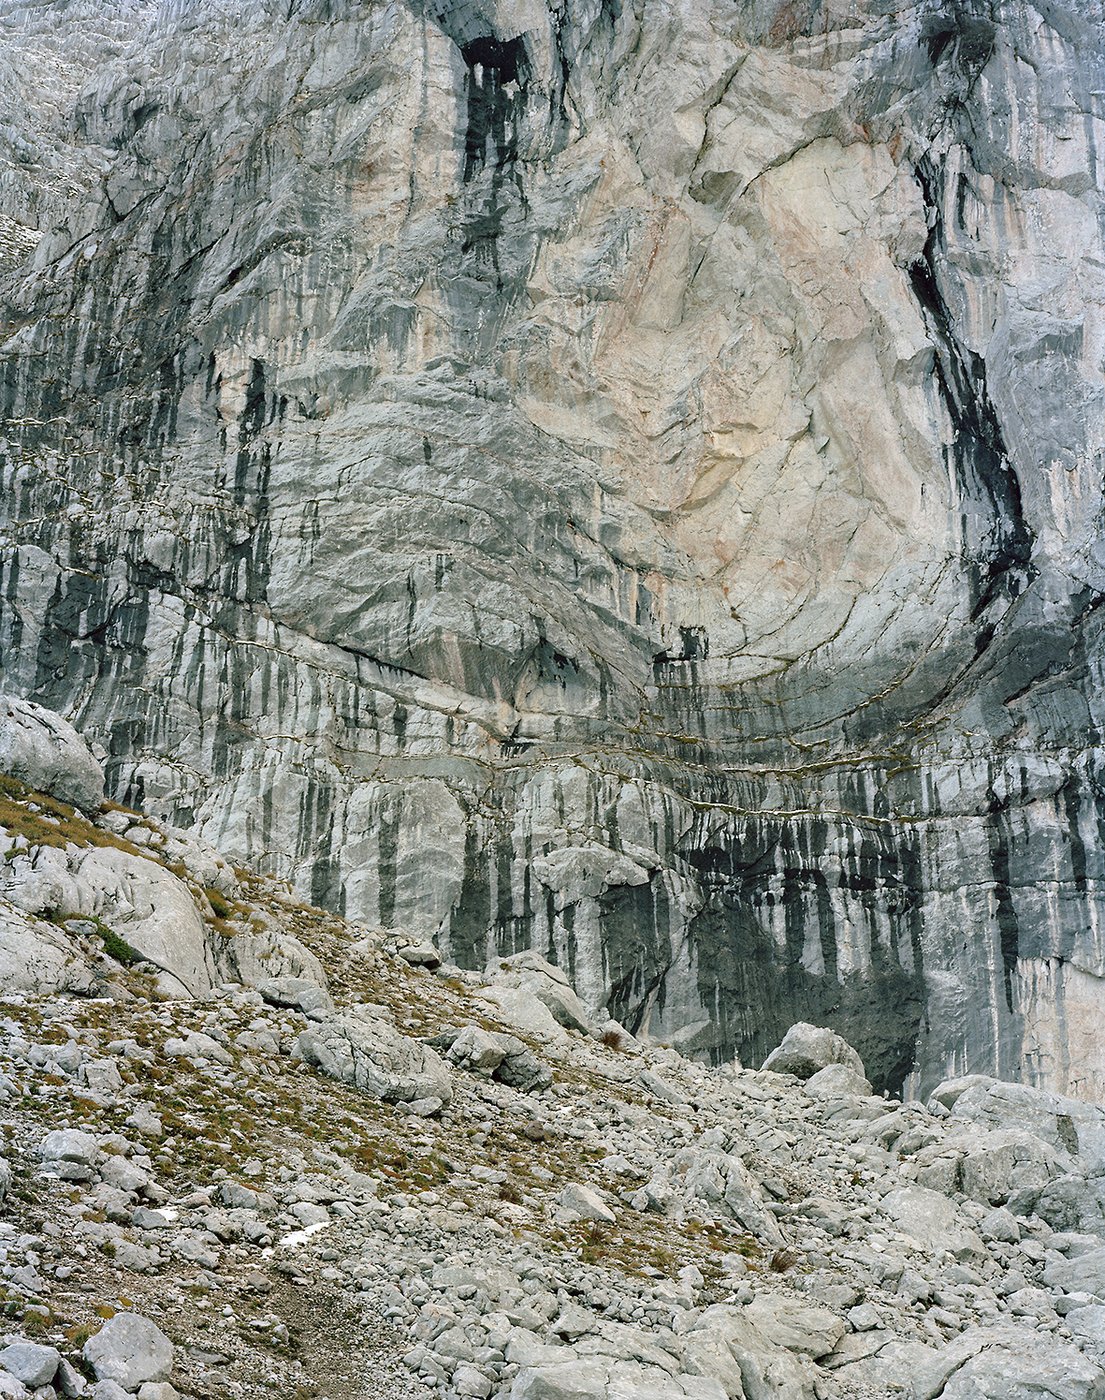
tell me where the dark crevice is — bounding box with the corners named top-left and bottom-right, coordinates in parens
top-left (909, 158), bottom-right (1035, 624)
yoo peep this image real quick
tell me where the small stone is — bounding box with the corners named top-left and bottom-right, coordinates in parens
top-left (55, 1358), bottom-right (87, 1397)
top-left (137, 1383), bottom-right (180, 1400)
top-left (163, 1033), bottom-right (231, 1066)
top-left (91, 1383), bottom-right (132, 1400)
top-left (452, 1364), bottom-right (492, 1398)
top-left (847, 1303), bottom-right (882, 1332)
top-left (396, 940), bottom-right (442, 969)
top-left (288, 1202), bottom-right (328, 1227)
top-left (131, 1207), bottom-right (172, 1230)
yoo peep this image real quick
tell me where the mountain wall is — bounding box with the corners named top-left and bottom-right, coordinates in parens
top-left (3, 0), bottom-right (1105, 1099)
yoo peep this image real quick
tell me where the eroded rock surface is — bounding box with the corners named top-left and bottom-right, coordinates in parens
top-left (2, 1), bottom-right (1105, 1097)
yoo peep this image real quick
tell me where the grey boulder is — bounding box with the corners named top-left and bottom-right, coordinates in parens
top-left (913, 1323), bottom-right (1105, 1399)
top-left (1043, 1247), bottom-right (1105, 1302)
top-left (741, 1296), bottom-right (845, 1359)
top-left (880, 1185), bottom-right (987, 1263)
top-left (0, 1343), bottom-right (60, 1387)
top-left (256, 975), bottom-right (333, 1015)
top-left (492, 953), bottom-right (594, 1033)
top-left (761, 1023), bottom-right (866, 1081)
top-left (0, 695), bottom-right (103, 811)
top-left (803, 1063), bottom-right (873, 1098)
top-left (932, 1077), bottom-right (1105, 1174)
top-left (294, 1005), bottom-right (452, 1107)
top-left (40, 1128), bottom-right (100, 1165)
top-left (83, 1314), bottom-right (174, 1389)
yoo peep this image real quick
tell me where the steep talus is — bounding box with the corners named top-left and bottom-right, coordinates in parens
top-left (2, 0), bottom-right (1105, 1096)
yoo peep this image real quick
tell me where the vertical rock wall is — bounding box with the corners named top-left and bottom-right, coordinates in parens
top-left (2, 0), bottom-right (1105, 1097)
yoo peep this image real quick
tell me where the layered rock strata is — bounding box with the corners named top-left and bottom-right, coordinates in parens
top-left (2, 0), bottom-right (1105, 1096)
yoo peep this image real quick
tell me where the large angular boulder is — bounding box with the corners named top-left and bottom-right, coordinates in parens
top-left (491, 952), bottom-right (594, 1033)
top-left (477, 984), bottom-right (565, 1040)
top-left (931, 1077), bottom-right (1105, 1175)
top-left (0, 1343), bottom-right (60, 1387)
top-left (880, 1185), bottom-right (987, 1263)
top-left (215, 927), bottom-right (328, 995)
top-left (435, 1024), bottom-right (552, 1092)
top-left (1066, 1306), bottom-right (1105, 1361)
top-left (742, 1297), bottom-right (845, 1359)
top-left (0, 695), bottom-right (103, 812)
top-left (1043, 1245), bottom-right (1105, 1302)
top-left (761, 1023), bottom-right (866, 1081)
top-left (256, 975), bottom-right (333, 1016)
top-left (294, 1005), bottom-right (452, 1107)
top-left (673, 1142), bottom-right (785, 1245)
top-left (911, 1322), bottom-right (1105, 1400)
top-left (1031, 1175), bottom-right (1105, 1236)
top-left (0, 903), bottom-right (94, 995)
top-left (682, 1303), bottom-right (820, 1399)
top-left (83, 1314), bottom-right (174, 1389)
top-left (913, 1126), bottom-right (1073, 1209)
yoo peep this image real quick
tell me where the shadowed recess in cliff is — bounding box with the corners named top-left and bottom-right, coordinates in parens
top-left (681, 815), bottom-right (926, 1093)
top-left (461, 35), bottom-right (528, 181)
top-left (921, 4), bottom-right (997, 79)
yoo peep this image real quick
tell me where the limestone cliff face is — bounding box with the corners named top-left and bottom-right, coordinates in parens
top-left (3, 0), bottom-right (1105, 1099)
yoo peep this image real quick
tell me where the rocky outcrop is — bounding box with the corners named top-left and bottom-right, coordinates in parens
top-left (0, 902), bottom-right (94, 996)
top-left (1, 832), bottom-right (217, 997)
top-left (3, 0), bottom-right (1105, 1098)
top-left (0, 696), bottom-right (103, 812)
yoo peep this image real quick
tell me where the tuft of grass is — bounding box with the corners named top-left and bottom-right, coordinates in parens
top-left (65, 1321), bottom-right (100, 1348)
top-left (21, 1308), bottom-right (51, 1336)
top-left (205, 887), bottom-right (234, 918)
top-left (0, 774), bottom-right (144, 858)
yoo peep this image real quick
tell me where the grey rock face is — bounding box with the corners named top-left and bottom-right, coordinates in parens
top-left (3, 1), bottom-right (1105, 1098)
top-left (0, 904), bottom-right (95, 996)
top-left (916, 1323), bottom-right (1105, 1400)
top-left (0, 839), bottom-right (216, 997)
